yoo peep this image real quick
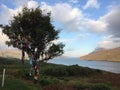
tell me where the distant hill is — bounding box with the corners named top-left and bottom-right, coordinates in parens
top-left (80, 47), bottom-right (120, 62)
top-left (0, 49), bottom-right (28, 59)
top-left (90, 47), bottom-right (106, 53)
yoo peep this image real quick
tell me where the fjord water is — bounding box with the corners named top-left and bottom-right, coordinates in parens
top-left (48, 58), bottom-right (120, 73)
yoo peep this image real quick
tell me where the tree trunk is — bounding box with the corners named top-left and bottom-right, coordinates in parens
top-left (21, 50), bottom-right (25, 64)
top-left (28, 52), bottom-right (39, 83)
top-left (33, 55), bottom-right (39, 83)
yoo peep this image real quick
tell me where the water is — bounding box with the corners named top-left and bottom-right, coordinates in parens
top-left (48, 58), bottom-right (120, 73)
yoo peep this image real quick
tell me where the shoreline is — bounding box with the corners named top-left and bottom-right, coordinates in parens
top-left (80, 58), bottom-right (120, 62)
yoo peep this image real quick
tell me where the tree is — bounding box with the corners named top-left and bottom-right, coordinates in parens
top-left (1, 7), bottom-right (65, 82)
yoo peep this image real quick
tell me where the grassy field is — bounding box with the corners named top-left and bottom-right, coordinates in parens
top-left (0, 57), bottom-right (120, 90)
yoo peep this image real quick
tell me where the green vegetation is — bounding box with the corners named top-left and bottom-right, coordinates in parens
top-left (0, 75), bottom-right (41, 90)
top-left (0, 57), bottom-right (120, 90)
top-left (1, 7), bottom-right (65, 81)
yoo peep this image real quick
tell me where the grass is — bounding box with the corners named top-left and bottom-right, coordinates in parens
top-left (0, 57), bottom-right (120, 90)
top-left (0, 75), bottom-right (41, 90)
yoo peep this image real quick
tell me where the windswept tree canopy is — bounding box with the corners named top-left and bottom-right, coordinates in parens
top-left (2, 7), bottom-right (65, 61)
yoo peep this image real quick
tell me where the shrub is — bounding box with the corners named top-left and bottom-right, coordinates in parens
top-left (43, 67), bottom-right (68, 77)
top-left (90, 83), bottom-right (111, 90)
top-left (67, 65), bottom-right (95, 76)
top-left (43, 64), bottom-right (100, 77)
top-left (16, 69), bottom-right (32, 80)
top-left (74, 83), bottom-right (89, 90)
top-left (39, 78), bottom-right (51, 86)
top-left (39, 77), bottom-right (60, 86)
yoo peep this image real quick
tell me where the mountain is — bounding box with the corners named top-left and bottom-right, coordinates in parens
top-left (80, 47), bottom-right (120, 62)
top-left (0, 49), bottom-right (28, 59)
top-left (90, 48), bottom-right (106, 53)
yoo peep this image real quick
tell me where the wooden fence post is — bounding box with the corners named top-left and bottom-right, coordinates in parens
top-left (2, 68), bottom-right (6, 87)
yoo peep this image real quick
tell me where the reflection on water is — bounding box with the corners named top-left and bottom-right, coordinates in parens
top-left (48, 58), bottom-right (120, 73)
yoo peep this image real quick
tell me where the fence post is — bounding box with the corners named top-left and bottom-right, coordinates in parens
top-left (2, 68), bottom-right (5, 87)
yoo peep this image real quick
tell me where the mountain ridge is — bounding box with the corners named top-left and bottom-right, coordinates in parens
top-left (80, 47), bottom-right (120, 62)
top-left (0, 49), bottom-right (28, 59)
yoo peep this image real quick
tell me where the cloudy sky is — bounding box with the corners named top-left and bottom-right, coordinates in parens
top-left (0, 0), bottom-right (120, 57)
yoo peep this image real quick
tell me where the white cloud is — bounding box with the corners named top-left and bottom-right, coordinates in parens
top-left (85, 19), bottom-right (107, 33)
top-left (0, 0), bottom-right (120, 51)
top-left (100, 6), bottom-right (120, 38)
top-left (0, 0), bottom-right (39, 49)
top-left (40, 2), bottom-right (84, 32)
top-left (98, 35), bottom-right (120, 49)
top-left (53, 38), bottom-right (78, 44)
top-left (13, 0), bottom-right (29, 7)
top-left (98, 40), bottom-right (120, 49)
top-left (41, 2), bottom-right (104, 33)
top-left (0, 4), bottom-right (14, 25)
top-left (69, 0), bottom-right (79, 4)
top-left (83, 5), bottom-right (120, 49)
top-left (0, 1), bottom-right (102, 32)
top-left (40, 2), bottom-right (105, 33)
top-left (53, 33), bottom-right (89, 45)
top-left (0, 28), bottom-right (11, 49)
top-left (0, 28), bottom-right (9, 43)
top-left (97, 6), bottom-right (120, 49)
top-left (27, 0), bottom-right (38, 9)
top-left (12, 0), bottom-right (38, 8)
top-left (74, 5), bottom-right (120, 50)
top-left (83, 0), bottom-right (100, 9)
top-left (0, 0), bottom-right (39, 25)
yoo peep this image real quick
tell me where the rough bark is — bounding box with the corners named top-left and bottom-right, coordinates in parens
top-left (33, 59), bottom-right (39, 83)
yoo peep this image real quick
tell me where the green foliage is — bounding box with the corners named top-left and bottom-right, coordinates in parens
top-left (0, 57), bottom-right (20, 65)
top-left (67, 80), bottom-right (111, 90)
top-left (90, 83), bottom-right (111, 90)
top-left (74, 83), bottom-right (89, 90)
top-left (1, 7), bottom-right (64, 61)
top-left (0, 75), bottom-right (41, 90)
top-left (43, 66), bottom-right (68, 77)
top-left (39, 76), bottom-right (59, 86)
top-left (0, 58), bottom-right (118, 90)
top-left (67, 65), bottom-right (100, 76)
top-left (16, 69), bottom-right (32, 80)
top-left (43, 64), bottom-right (99, 77)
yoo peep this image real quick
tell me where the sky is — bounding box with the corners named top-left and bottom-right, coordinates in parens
top-left (0, 0), bottom-right (120, 57)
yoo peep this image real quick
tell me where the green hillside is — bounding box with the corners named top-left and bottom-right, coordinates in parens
top-left (0, 57), bottom-right (120, 90)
